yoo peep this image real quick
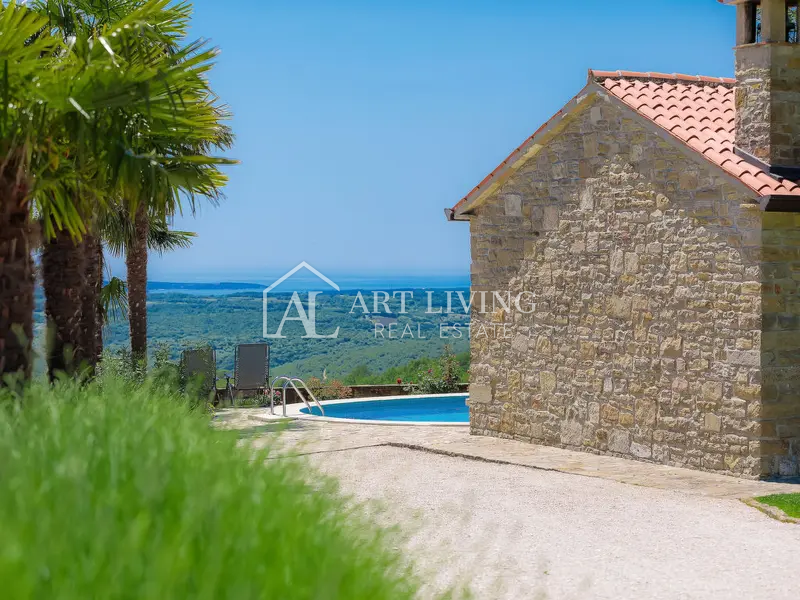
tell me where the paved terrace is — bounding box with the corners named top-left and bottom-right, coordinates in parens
top-left (218, 410), bottom-right (800, 599)
top-left (218, 409), bottom-right (799, 499)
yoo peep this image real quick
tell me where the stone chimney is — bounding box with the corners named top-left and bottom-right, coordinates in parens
top-left (731, 0), bottom-right (800, 170)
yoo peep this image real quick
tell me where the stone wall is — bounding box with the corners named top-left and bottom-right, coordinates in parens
top-left (467, 95), bottom-right (800, 479)
top-left (761, 212), bottom-right (800, 476)
top-left (735, 43), bottom-right (800, 166)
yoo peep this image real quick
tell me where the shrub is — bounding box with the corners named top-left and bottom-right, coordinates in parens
top-left (307, 376), bottom-right (353, 401)
top-left (404, 345), bottom-right (462, 395)
top-left (0, 376), bottom-right (421, 599)
top-left (323, 379), bottom-right (354, 401)
top-left (96, 347), bottom-right (146, 385)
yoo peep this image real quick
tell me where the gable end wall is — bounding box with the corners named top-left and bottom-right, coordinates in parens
top-left (467, 97), bottom-right (800, 479)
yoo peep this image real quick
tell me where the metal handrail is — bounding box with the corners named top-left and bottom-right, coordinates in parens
top-left (269, 375), bottom-right (293, 416)
top-left (289, 377), bottom-right (325, 416)
top-left (282, 379), bottom-right (311, 414)
top-left (269, 375), bottom-right (325, 417)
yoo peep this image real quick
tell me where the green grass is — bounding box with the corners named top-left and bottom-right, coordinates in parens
top-left (0, 375), bottom-right (424, 599)
top-left (756, 493), bottom-right (800, 518)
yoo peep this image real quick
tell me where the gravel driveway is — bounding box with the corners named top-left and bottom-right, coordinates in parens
top-left (313, 446), bottom-right (800, 600)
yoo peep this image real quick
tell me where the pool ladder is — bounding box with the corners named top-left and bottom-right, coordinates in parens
top-left (269, 376), bottom-right (325, 417)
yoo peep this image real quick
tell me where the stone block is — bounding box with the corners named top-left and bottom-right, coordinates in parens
top-left (542, 206), bottom-right (559, 230)
top-left (579, 185), bottom-right (594, 211)
top-left (703, 413), bottom-right (722, 432)
top-left (608, 295), bottom-right (632, 319)
top-left (504, 195), bottom-right (522, 217)
top-left (561, 420), bottom-right (583, 446)
top-left (588, 402), bottom-right (600, 424)
top-left (471, 385), bottom-right (492, 405)
top-left (725, 350), bottom-right (760, 367)
top-left (734, 384), bottom-right (761, 401)
top-left (600, 404), bottom-right (620, 424)
top-left (635, 399), bottom-right (657, 427)
top-left (701, 381), bottom-right (724, 402)
top-left (624, 252), bottom-right (639, 274)
top-left (660, 337), bottom-right (683, 358)
top-left (610, 250), bottom-right (624, 275)
top-left (608, 430), bottom-right (631, 454)
top-left (540, 371), bottom-right (557, 394)
top-left (630, 442), bottom-right (652, 459)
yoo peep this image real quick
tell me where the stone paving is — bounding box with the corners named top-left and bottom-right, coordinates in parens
top-left (216, 409), bottom-right (800, 499)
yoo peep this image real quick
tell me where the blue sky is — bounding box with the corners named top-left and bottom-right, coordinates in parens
top-left (109, 0), bottom-right (738, 282)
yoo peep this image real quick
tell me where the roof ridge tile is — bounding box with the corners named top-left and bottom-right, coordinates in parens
top-left (588, 68), bottom-right (735, 86)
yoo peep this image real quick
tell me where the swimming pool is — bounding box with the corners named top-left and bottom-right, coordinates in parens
top-left (298, 393), bottom-right (469, 425)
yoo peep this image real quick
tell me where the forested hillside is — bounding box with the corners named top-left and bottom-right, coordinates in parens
top-left (100, 288), bottom-right (471, 380)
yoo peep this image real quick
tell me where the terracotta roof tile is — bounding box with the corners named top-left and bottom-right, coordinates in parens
top-left (451, 69), bottom-right (800, 214)
top-left (589, 69), bottom-right (800, 197)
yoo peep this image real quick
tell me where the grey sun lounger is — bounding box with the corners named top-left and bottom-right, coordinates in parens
top-left (181, 347), bottom-right (217, 397)
top-left (229, 343), bottom-right (270, 398)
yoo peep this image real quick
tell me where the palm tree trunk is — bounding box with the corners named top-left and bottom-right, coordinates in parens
top-left (80, 233), bottom-right (103, 372)
top-left (126, 204), bottom-right (149, 364)
top-left (42, 226), bottom-right (86, 379)
top-left (0, 175), bottom-right (34, 382)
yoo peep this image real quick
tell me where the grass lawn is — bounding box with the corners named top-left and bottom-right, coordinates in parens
top-left (0, 375), bottom-right (424, 598)
top-left (755, 493), bottom-right (800, 518)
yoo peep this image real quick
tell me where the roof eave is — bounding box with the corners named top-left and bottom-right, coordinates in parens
top-left (444, 208), bottom-right (469, 222)
top-left (759, 195), bottom-right (800, 212)
top-left (448, 82), bottom-right (599, 220)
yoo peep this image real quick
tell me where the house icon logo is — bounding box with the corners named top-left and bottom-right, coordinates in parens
top-left (262, 262), bottom-right (340, 339)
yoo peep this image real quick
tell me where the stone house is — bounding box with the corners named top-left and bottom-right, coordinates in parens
top-left (446, 0), bottom-right (800, 479)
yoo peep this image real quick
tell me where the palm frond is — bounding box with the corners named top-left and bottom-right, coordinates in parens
top-left (147, 220), bottom-right (195, 255)
top-left (2, 0), bottom-right (235, 240)
top-left (100, 276), bottom-right (128, 324)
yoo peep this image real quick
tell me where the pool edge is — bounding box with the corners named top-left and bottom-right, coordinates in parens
top-left (258, 393), bottom-right (471, 427)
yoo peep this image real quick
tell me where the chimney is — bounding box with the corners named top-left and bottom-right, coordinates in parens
top-left (729, 0), bottom-right (800, 170)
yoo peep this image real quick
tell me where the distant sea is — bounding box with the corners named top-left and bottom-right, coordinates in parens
top-left (147, 273), bottom-right (471, 296)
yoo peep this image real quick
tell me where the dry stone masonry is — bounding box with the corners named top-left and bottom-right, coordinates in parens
top-left (452, 1), bottom-right (800, 479)
top-left (466, 95), bottom-right (800, 479)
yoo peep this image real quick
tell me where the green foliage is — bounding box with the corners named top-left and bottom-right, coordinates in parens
top-left (0, 375), bottom-right (423, 598)
top-left (1, 0), bottom-right (235, 237)
top-left (100, 276), bottom-right (129, 324)
top-left (101, 288), bottom-right (471, 377)
top-left (404, 345), bottom-right (464, 394)
top-left (96, 347), bottom-right (146, 385)
top-left (756, 493), bottom-right (800, 518)
top-left (344, 351), bottom-right (470, 386)
top-left (101, 201), bottom-right (198, 259)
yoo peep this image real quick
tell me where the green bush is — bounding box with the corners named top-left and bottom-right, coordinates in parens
top-left (404, 345), bottom-right (463, 395)
top-left (344, 352), bottom-right (470, 386)
top-left (0, 376), bottom-right (421, 599)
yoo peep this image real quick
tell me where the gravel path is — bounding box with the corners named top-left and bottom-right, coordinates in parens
top-left (313, 446), bottom-right (800, 600)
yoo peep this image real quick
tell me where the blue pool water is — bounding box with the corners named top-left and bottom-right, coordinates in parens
top-left (300, 394), bottom-right (469, 423)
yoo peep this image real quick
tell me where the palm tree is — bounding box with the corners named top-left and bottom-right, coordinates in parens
top-left (41, 224), bottom-right (88, 379)
top-left (100, 205), bottom-right (195, 360)
top-left (40, 0), bottom-right (234, 367)
top-left (81, 230), bottom-right (104, 369)
top-left (124, 138), bottom-right (233, 364)
top-left (1, 0), bottom-right (231, 382)
top-left (89, 216), bottom-right (194, 360)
